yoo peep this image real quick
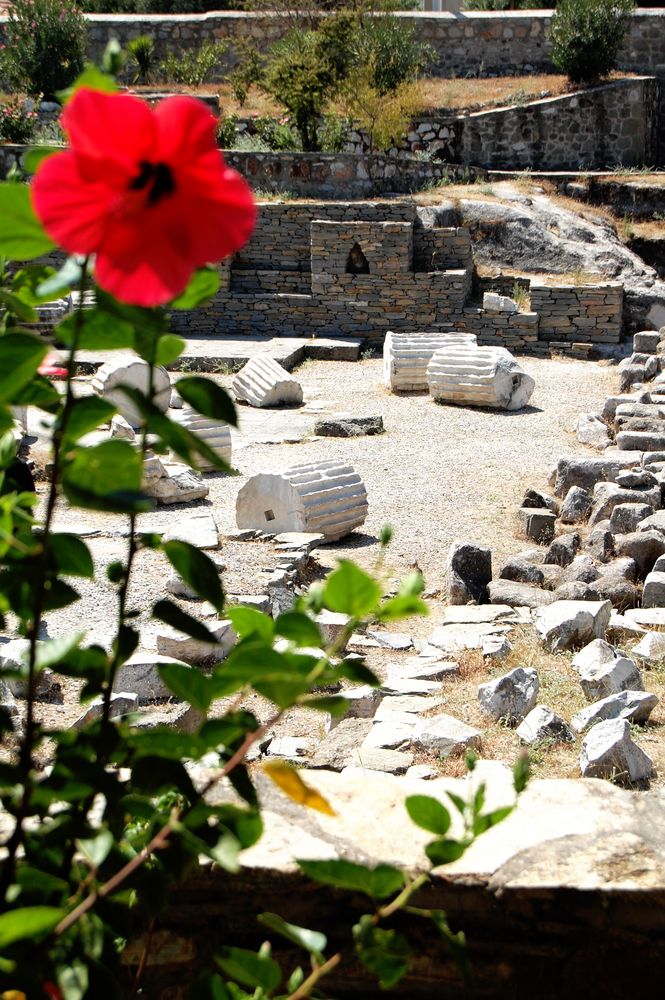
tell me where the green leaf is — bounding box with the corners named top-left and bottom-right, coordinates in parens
top-left (405, 795), bottom-right (451, 836)
top-left (227, 606), bottom-right (274, 643)
top-left (49, 534), bottom-right (94, 577)
top-left (296, 859), bottom-right (404, 900)
top-left (258, 913), bottom-right (327, 957)
top-left (170, 267), bottom-right (220, 310)
top-left (189, 972), bottom-right (234, 1000)
top-left (57, 957), bottom-right (89, 1000)
top-left (0, 332), bottom-right (48, 403)
top-left (424, 839), bottom-right (468, 867)
top-left (0, 430), bottom-right (16, 471)
top-left (35, 631), bottom-right (85, 670)
top-left (162, 540), bottom-right (224, 611)
top-left (353, 916), bottom-right (410, 990)
top-left (513, 753), bottom-right (530, 794)
top-left (275, 611), bottom-right (322, 648)
top-left (152, 598), bottom-right (218, 644)
top-left (446, 791), bottom-right (467, 817)
top-left (177, 376), bottom-right (237, 427)
top-left (215, 946), bottom-right (281, 993)
top-left (23, 146), bottom-right (61, 177)
top-left (61, 440), bottom-right (150, 514)
top-left (155, 334), bottom-right (186, 367)
top-left (34, 255), bottom-right (82, 300)
top-left (337, 659), bottom-right (379, 686)
top-left (11, 374), bottom-right (61, 412)
top-left (473, 805), bottom-right (513, 837)
top-left (0, 289), bottom-right (37, 322)
top-left (77, 829), bottom-right (113, 869)
top-left (58, 64), bottom-right (118, 104)
top-left (0, 183), bottom-right (55, 260)
top-left (0, 905), bottom-right (65, 948)
top-left (300, 694), bottom-right (349, 716)
top-left (56, 308), bottom-right (135, 351)
top-left (158, 662), bottom-right (213, 712)
top-left (323, 561), bottom-right (381, 618)
top-left (376, 594), bottom-right (428, 622)
top-left (41, 578), bottom-right (80, 612)
top-left (62, 396), bottom-right (117, 444)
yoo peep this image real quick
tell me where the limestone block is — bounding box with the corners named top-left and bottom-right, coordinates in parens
top-left (232, 355), bottom-right (303, 408)
top-left (642, 570), bottom-right (665, 607)
top-left (412, 713), bottom-right (481, 757)
top-left (92, 355), bottom-right (171, 427)
top-left (483, 291), bottom-right (518, 314)
top-left (516, 705), bottom-right (575, 746)
top-left (477, 667), bottom-right (540, 723)
top-left (446, 540), bottom-right (491, 604)
top-left (575, 413), bottom-right (611, 450)
top-left (144, 463), bottom-right (209, 505)
top-left (571, 690), bottom-right (659, 733)
top-left (236, 459), bottom-right (368, 541)
top-left (579, 718), bottom-right (652, 783)
top-left (631, 630), bottom-right (665, 665)
top-left (518, 507), bottom-right (556, 544)
top-left (171, 404), bottom-right (232, 470)
top-left (559, 486), bottom-right (593, 524)
top-left (427, 345), bottom-right (535, 411)
top-left (383, 330), bottom-right (477, 393)
top-left (572, 639), bottom-right (643, 701)
top-left (533, 600), bottom-right (612, 652)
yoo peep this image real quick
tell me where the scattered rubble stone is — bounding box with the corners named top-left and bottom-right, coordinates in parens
top-left (572, 639), bottom-right (643, 701)
top-left (609, 503), bottom-right (653, 535)
top-left (73, 692), bottom-right (139, 729)
top-left (445, 540), bottom-right (492, 605)
top-left (516, 705), bottom-right (575, 745)
top-left (534, 600), bottom-right (611, 652)
top-left (499, 557), bottom-right (545, 586)
top-left (314, 415), bottom-right (384, 437)
top-left (544, 533), bottom-right (580, 568)
top-left (559, 485), bottom-right (593, 524)
top-left (412, 713), bottom-right (481, 756)
top-left (579, 718), bottom-right (653, 783)
top-left (477, 667), bottom-right (539, 723)
top-left (517, 507), bottom-right (556, 544)
top-left (310, 718), bottom-right (373, 770)
top-left (571, 690), bottom-right (659, 733)
top-left (488, 579), bottom-right (555, 608)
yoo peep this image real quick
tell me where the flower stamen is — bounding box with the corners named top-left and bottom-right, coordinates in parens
top-left (129, 160), bottom-right (176, 206)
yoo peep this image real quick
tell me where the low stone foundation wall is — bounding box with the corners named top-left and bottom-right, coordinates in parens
top-left (531, 282), bottom-right (623, 345)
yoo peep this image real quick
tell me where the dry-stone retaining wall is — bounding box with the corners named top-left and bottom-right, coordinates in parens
top-left (168, 201), bottom-right (625, 351)
top-left (3, 11), bottom-right (664, 79)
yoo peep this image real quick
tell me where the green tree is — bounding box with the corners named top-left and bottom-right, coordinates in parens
top-left (550, 0), bottom-right (635, 84)
top-left (0, 0), bottom-right (87, 100)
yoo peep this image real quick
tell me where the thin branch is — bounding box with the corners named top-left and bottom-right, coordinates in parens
top-left (286, 952), bottom-right (342, 1000)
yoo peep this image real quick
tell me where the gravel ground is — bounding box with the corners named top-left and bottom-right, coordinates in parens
top-left (38, 353), bottom-right (618, 641)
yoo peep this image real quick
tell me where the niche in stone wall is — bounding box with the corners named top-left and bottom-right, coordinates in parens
top-left (346, 242), bottom-right (370, 274)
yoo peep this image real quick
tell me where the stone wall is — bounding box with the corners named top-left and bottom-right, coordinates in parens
top-left (530, 282), bottom-right (624, 345)
top-left (3, 11), bottom-right (665, 79)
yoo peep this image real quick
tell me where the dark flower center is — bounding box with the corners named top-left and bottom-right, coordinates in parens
top-left (129, 160), bottom-right (176, 206)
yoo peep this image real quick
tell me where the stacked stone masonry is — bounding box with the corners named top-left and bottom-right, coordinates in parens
top-left (167, 201), bottom-right (625, 352)
top-left (10, 12), bottom-right (663, 80)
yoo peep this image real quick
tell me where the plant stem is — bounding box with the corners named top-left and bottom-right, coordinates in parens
top-left (0, 256), bottom-right (90, 899)
top-left (286, 952), bottom-right (342, 1000)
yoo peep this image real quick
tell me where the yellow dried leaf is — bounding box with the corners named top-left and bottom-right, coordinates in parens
top-left (263, 759), bottom-right (336, 816)
top-left (2, 992), bottom-right (27, 1000)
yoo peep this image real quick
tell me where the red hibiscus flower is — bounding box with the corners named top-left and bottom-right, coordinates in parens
top-left (31, 88), bottom-right (256, 307)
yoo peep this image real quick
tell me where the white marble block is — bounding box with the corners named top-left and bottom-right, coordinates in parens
top-left (427, 345), bottom-right (535, 410)
top-left (383, 330), bottom-right (478, 393)
top-left (171, 404), bottom-right (232, 470)
top-left (236, 459), bottom-right (368, 541)
top-left (232, 355), bottom-right (303, 408)
top-left (92, 355), bottom-right (171, 427)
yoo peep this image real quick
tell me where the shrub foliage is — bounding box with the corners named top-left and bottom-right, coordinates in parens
top-left (0, 0), bottom-right (87, 100)
top-left (550, 0), bottom-right (634, 84)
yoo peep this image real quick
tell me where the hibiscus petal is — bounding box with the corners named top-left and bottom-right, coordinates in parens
top-left (95, 217), bottom-right (194, 307)
top-left (63, 88), bottom-right (157, 181)
top-left (154, 96), bottom-right (219, 167)
top-left (173, 159), bottom-right (257, 264)
top-left (31, 151), bottom-right (114, 255)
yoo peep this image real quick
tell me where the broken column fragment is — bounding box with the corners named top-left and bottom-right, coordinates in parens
top-left (383, 330), bottom-right (478, 393)
top-left (427, 345), bottom-right (535, 410)
top-left (236, 460), bottom-right (368, 541)
top-left (233, 355), bottom-right (303, 408)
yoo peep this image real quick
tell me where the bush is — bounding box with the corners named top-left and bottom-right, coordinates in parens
top-left (351, 14), bottom-right (433, 95)
top-left (550, 0), bottom-right (634, 84)
top-left (126, 35), bottom-right (157, 85)
top-left (0, 98), bottom-right (38, 144)
top-left (160, 40), bottom-right (228, 86)
top-left (0, 0), bottom-right (87, 100)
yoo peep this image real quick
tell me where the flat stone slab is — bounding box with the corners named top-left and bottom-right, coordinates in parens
top-left (347, 746), bottom-right (414, 773)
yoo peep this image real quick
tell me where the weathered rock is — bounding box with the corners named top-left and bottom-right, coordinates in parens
top-left (334, 685), bottom-right (383, 721)
top-left (544, 533), bottom-right (580, 568)
top-left (264, 737), bottom-right (317, 760)
top-left (488, 579), bottom-right (555, 608)
top-left (144, 463), bottom-right (209, 504)
top-left (572, 639), bottom-right (643, 701)
top-left (445, 541), bottom-right (492, 604)
top-left (0, 679), bottom-right (20, 731)
top-left (155, 619), bottom-right (235, 665)
top-left (575, 413), bottom-right (611, 450)
top-left (522, 489), bottom-right (559, 513)
top-left (637, 509), bottom-right (665, 536)
top-left (583, 522), bottom-right (615, 563)
top-left (563, 555), bottom-right (599, 584)
top-left (72, 691), bottom-right (139, 729)
top-left (642, 570), bottom-right (665, 607)
top-left (559, 486), bottom-right (593, 524)
top-left (348, 746), bottom-right (414, 773)
top-left (236, 460), bottom-right (368, 541)
top-left (609, 502), bottom-right (652, 535)
top-left (614, 529), bottom-right (665, 578)
top-left (554, 581), bottom-right (595, 601)
top-left (631, 630), bottom-right (665, 665)
top-left (163, 512), bottom-right (219, 550)
top-left (517, 507), bottom-right (556, 544)
top-left (314, 415), bottom-right (384, 437)
top-left (553, 453), bottom-right (645, 498)
top-left (579, 718), bottom-right (652, 783)
top-left (483, 291), bottom-right (518, 313)
top-left (617, 428), bottom-right (665, 451)
top-left (232, 355), bottom-right (303, 408)
top-left (92, 356), bottom-right (171, 427)
top-left (534, 600), bottom-right (612, 652)
top-left (477, 667), bottom-right (539, 723)
top-left (427, 345), bottom-right (535, 410)
top-left (310, 718), bottom-right (373, 770)
top-left (572, 689), bottom-right (659, 732)
top-left (383, 330), bottom-right (478, 392)
top-left (499, 557), bottom-right (545, 586)
top-left (316, 610), bottom-right (351, 646)
top-left (113, 653), bottom-right (194, 703)
top-left (615, 468), bottom-right (658, 489)
top-left (516, 705), bottom-right (575, 746)
top-left (362, 721), bottom-right (416, 750)
top-left (110, 414), bottom-right (136, 440)
top-left (412, 714), bottom-right (481, 756)
top-left (633, 331), bottom-right (660, 353)
top-left (171, 404), bottom-right (232, 470)
top-left (589, 483), bottom-right (660, 529)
